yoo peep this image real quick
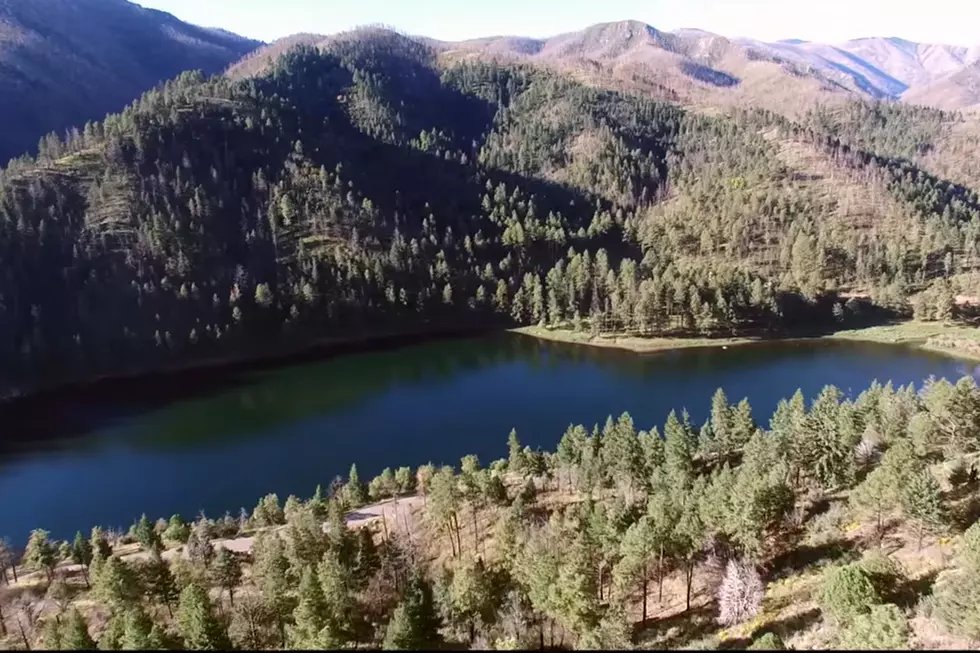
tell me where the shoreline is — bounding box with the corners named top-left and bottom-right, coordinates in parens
top-left (511, 321), bottom-right (980, 361)
top-left (3, 319), bottom-right (979, 414)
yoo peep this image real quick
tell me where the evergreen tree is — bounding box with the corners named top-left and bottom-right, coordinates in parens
top-left (60, 609), bottom-right (96, 650)
top-left (383, 571), bottom-right (442, 650)
top-left (121, 607), bottom-right (165, 651)
top-left (345, 464), bottom-right (368, 508)
top-left (837, 603), bottom-right (909, 650)
top-left (164, 514), bottom-right (192, 544)
top-left (177, 583), bottom-right (231, 650)
top-left (821, 563), bottom-right (881, 625)
top-left (211, 547), bottom-right (243, 606)
top-left (95, 554), bottom-right (140, 609)
top-left (252, 532), bottom-right (295, 647)
top-left (288, 566), bottom-right (334, 649)
top-left (134, 513), bottom-right (161, 550)
top-left (664, 410), bottom-right (694, 488)
top-left (186, 519), bottom-right (215, 568)
top-left (850, 464), bottom-right (901, 544)
top-left (613, 516), bottom-right (657, 623)
top-left (901, 469), bottom-right (949, 550)
top-left (71, 531), bottom-right (93, 586)
top-left (140, 546), bottom-right (179, 616)
top-left (507, 429), bottom-right (527, 473)
top-left (23, 529), bottom-right (57, 582)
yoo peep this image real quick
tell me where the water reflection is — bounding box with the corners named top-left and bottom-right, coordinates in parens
top-left (0, 333), bottom-right (969, 540)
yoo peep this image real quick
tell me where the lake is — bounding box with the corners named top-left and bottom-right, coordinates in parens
top-left (1, 333), bottom-right (976, 542)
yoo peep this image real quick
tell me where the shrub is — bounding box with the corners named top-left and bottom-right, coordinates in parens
top-left (858, 551), bottom-right (905, 603)
top-left (820, 563), bottom-right (880, 625)
top-left (747, 632), bottom-right (785, 650)
top-left (932, 569), bottom-right (980, 641)
top-left (836, 603), bottom-right (909, 650)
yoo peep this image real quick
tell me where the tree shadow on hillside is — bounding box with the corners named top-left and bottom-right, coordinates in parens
top-left (752, 606), bottom-right (823, 645)
top-left (892, 568), bottom-right (942, 609)
top-left (636, 603), bottom-right (717, 649)
top-left (768, 538), bottom-right (860, 580)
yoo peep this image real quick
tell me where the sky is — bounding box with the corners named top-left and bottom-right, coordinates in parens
top-left (136, 0), bottom-right (980, 47)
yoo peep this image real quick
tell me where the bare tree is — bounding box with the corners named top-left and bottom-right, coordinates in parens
top-left (11, 592), bottom-right (43, 650)
top-left (717, 558), bottom-right (764, 627)
top-left (0, 538), bottom-right (17, 584)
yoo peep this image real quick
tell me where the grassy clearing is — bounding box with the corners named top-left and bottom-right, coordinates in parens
top-left (515, 321), bottom-right (980, 360)
top-left (510, 325), bottom-right (759, 353)
top-left (826, 322), bottom-right (980, 361)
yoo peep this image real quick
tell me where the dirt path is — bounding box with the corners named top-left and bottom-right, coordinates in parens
top-left (9, 495), bottom-right (425, 586)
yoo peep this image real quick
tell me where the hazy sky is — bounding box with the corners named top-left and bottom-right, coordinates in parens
top-left (136, 0), bottom-right (980, 46)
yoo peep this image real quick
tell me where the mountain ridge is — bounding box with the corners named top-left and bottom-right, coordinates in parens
top-left (0, 0), bottom-right (263, 164)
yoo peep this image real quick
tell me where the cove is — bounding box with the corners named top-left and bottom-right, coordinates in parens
top-left (1, 334), bottom-right (975, 541)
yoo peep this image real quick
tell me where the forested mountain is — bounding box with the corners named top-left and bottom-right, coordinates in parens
top-left (3, 27), bottom-right (980, 396)
top-left (0, 0), bottom-right (262, 164)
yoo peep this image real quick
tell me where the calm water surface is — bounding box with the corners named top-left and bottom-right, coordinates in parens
top-left (2, 334), bottom-right (976, 541)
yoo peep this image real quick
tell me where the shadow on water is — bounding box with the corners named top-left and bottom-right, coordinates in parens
top-left (0, 329), bottom-right (973, 541)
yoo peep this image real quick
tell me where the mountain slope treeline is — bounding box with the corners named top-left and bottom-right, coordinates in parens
top-left (1, 29), bottom-right (979, 395)
top-left (0, 0), bottom-right (261, 164)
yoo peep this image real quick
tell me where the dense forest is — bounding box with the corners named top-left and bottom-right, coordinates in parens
top-left (1, 28), bottom-right (979, 396)
top-left (4, 374), bottom-right (980, 649)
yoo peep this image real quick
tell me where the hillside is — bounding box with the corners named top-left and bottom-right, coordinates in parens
top-left (904, 61), bottom-right (980, 111)
top-left (1, 28), bottom-right (980, 396)
top-left (0, 0), bottom-right (262, 164)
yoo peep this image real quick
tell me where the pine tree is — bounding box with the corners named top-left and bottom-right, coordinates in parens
top-left (416, 463), bottom-right (435, 506)
top-left (177, 583), bottom-right (231, 650)
top-left (23, 529), bottom-right (57, 583)
top-left (288, 567), bottom-right (330, 649)
top-left (211, 547), bottom-right (243, 606)
top-left (383, 571), bottom-right (442, 650)
top-left (345, 464), bottom-right (368, 508)
top-left (837, 603), bottom-right (909, 649)
top-left (355, 527), bottom-right (381, 586)
top-left (60, 609), bottom-right (96, 650)
top-left (507, 429), bottom-right (527, 473)
top-left (664, 410), bottom-right (694, 488)
top-left (252, 532), bottom-right (295, 647)
top-left (186, 519), bottom-right (215, 568)
top-left (821, 563), bottom-right (880, 625)
top-left (164, 514), bottom-right (191, 544)
top-left (134, 513), bottom-right (161, 550)
top-left (121, 607), bottom-right (165, 650)
top-left (140, 546), bottom-right (179, 616)
top-left (901, 469), bottom-right (949, 550)
top-left (850, 464), bottom-right (900, 544)
top-left (308, 484), bottom-right (328, 520)
top-left (319, 550), bottom-right (360, 643)
top-left (613, 516), bottom-right (657, 623)
top-left (71, 531), bottom-right (93, 586)
top-left (95, 555), bottom-right (140, 609)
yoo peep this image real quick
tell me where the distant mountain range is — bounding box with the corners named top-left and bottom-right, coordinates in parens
top-left (0, 0), bottom-right (262, 163)
top-left (228, 20), bottom-right (980, 119)
top-left (1, 2), bottom-right (979, 165)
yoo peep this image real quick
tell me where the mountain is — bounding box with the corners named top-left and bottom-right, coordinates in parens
top-left (1, 28), bottom-right (979, 396)
top-left (419, 20), bottom-right (980, 112)
top-left (431, 21), bottom-right (882, 117)
top-left (903, 60), bottom-right (980, 110)
top-left (0, 0), bottom-right (262, 164)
